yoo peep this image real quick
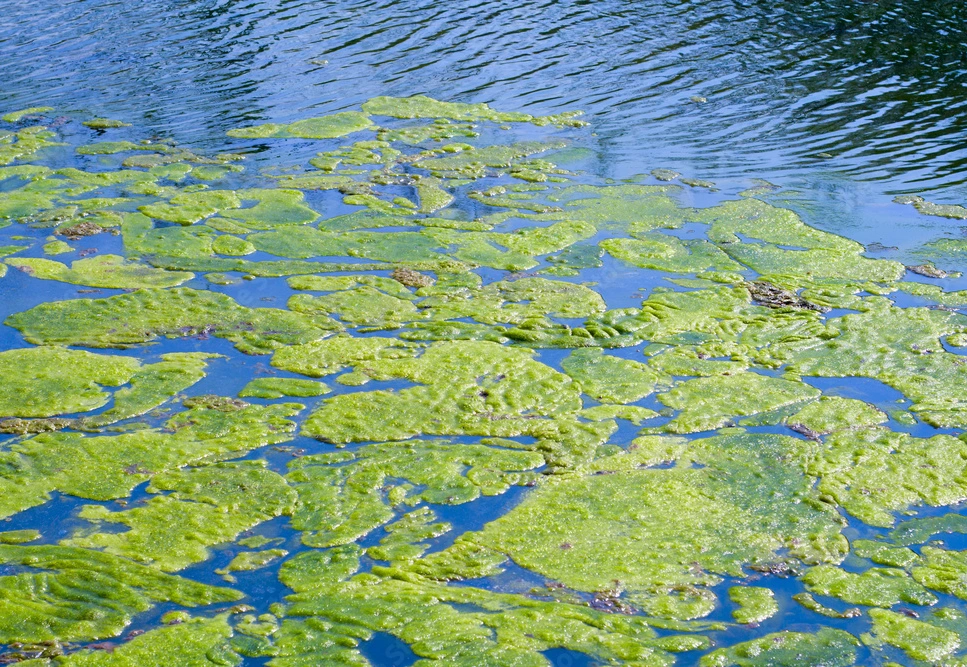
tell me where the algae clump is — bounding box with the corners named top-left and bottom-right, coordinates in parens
top-left (0, 347), bottom-right (140, 418)
top-left (5, 255), bottom-right (193, 288)
top-left (6, 288), bottom-right (333, 354)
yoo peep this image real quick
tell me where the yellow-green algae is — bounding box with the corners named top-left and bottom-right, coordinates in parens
top-left (700, 628), bottom-right (858, 667)
top-left (9, 97), bottom-right (967, 664)
top-left (67, 461), bottom-right (296, 572)
top-left (809, 428), bottom-right (967, 527)
top-left (5, 254), bottom-right (193, 288)
top-left (457, 433), bottom-right (847, 593)
top-left (864, 608), bottom-right (961, 661)
top-left (6, 288), bottom-right (333, 354)
top-left (296, 340), bottom-right (586, 445)
top-left (238, 377), bottom-right (330, 399)
top-left (226, 111), bottom-right (373, 139)
top-left (728, 587), bottom-right (778, 624)
top-left (656, 372), bottom-right (820, 433)
top-left (0, 402), bottom-right (301, 519)
top-left (278, 548), bottom-right (712, 667)
top-left (0, 347), bottom-right (140, 418)
top-left (561, 348), bottom-right (665, 404)
top-left (0, 545), bottom-right (240, 643)
top-left (801, 565), bottom-right (937, 607)
top-left (287, 439), bottom-right (542, 547)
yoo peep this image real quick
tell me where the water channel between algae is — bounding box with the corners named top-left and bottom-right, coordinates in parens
top-left (3, 97), bottom-right (967, 666)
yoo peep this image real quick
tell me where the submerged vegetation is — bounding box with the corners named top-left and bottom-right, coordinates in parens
top-left (2, 96), bottom-right (967, 665)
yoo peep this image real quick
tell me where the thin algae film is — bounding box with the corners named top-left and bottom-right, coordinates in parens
top-left (1, 98), bottom-right (967, 665)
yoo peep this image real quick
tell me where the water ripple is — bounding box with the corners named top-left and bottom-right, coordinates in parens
top-left (2, 0), bottom-right (967, 194)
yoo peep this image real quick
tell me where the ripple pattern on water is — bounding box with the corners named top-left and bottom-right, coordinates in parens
top-left (3, 0), bottom-right (967, 191)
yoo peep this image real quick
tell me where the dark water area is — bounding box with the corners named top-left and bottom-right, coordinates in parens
top-left (4, 1), bottom-right (967, 666)
top-left (4, 0), bottom-right (967, 200)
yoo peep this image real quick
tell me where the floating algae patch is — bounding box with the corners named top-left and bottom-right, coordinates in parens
top-left (809, 428), bottom-right (967, 527)
top-left (700, 628), bottom-right (859, 667)
top-left (79, 352), bottom-right (218, 428)
top-left (801, 565), bottom-right (937, 607)
top-left (238, 377), bottom-right (330, 399)
top-left (287, 439), bottom-right (543, 547)
top-left (280, 555), bottom-right (708, 666)
top-left (12, 97), bottom-right (967, 663)
top-left (54, 614), bottom-right (240, 667)
top-left (5, 254), bottom-right (193, 288)
top-left (561, 348), bottom-right (666, 404)
top-left (786, 396), bottom-right (886, 434)
top-left (656, 372), bottom-right (820, 434)
top-left (6, 288), bottom-right (334, 354)
top-left (0, 347), bottom-right (140, 418)
top-left (728, 587), bottom-right (779, 624)
top-left (786, 303), bottom-right (967, 427)
top-left (0, 403), bottom-right (301, 519)
top-left (299, 340), bottom-right (585, 444)
top-left (890, 513), bottom-right (967, 546)
top-left (865, 608), bottom-right (961, 662)
top-left (0, 545), bottom-right (240, 644)
top-left (227, 111), bottom-right (373, 139)
top-left (461, 432), bottom-right (847, 593)
top-left (361, 95), bottom-right (586, 127)
top-left (67, 461), bottom-right (296, 571)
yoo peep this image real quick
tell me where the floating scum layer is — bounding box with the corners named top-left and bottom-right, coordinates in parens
top-left (2, 97), bottom-right (967, 665)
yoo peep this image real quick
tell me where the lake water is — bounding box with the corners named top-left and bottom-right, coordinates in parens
top-left (2, 1), bottom-right (967, 665)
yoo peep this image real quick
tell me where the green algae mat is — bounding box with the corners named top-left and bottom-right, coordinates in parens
top-left (2, 98), bottom-right (967, 666)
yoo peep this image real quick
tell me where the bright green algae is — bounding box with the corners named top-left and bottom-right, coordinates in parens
top-left (6, 288), bottom-right (334, 354)
top-left (8, 99), bottom-right (967, 665)
top-left (0, 347), bottom-right (139, 418)
top-left (5, 255), bottom-right (193, 288)
top-left (0, 545), bottom-right (239, 644)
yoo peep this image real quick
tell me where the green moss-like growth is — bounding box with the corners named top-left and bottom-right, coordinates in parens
top-left (851, 540), bottom-right (919, 568)
top-left (227, 112), bottom-right (373, 139)
top-left (6, 255), bottom-right (193, 288)
top-left (216, 549), bottom-right (288, 578)
top-left (239, 377), bottom-right (330, 399)
top-left (2, 107), bottom-right (53, 122)
top-left (465, 432), bottom-right (846, 593)
top-left (0, 346), bottom-right (140, 418)
top-left (82, 118), bottom-right (132, 129)
top-left (299, 340), bottom-right (583, 444)
top-left (6, 288), bottom-right (333, 354)
top-left (288, 439), bottom-right (542, 547)
top-left (786, 397), bottom-right (886, 434)
top-left (80, 352), bottom-right (217, 427)
top-left (911, 547), bottom-right (967, 600)
top-left (67, 461), bottom-right (295, 571)
top-left (363, 95), bottom-right (545, 124)
top-left (728, 586), bottom-right (778, 624)
top-left (801, 565), bottom-right (937, 607)
top-left (700, 628), bottom-right (858, 667)
top-left (42, 239), bottom-right (72, 255)
top-left (865, 608), bottom-right (960, 662)
top-left (890, 513), bottom-right (967, 545)
top-left (0, 545), bottom-right (240, 644)
top-left (561, 348), bottom-right (665, 404)
top-left (787, 305), bottom-right (967, 427)
top-left (0, 403), bottom-right (301, 519)
top-left (59, 614), bottom-right (239, 666)
top-left (810, 429), bottom-right (967, 527)
top-left (657, 372), bottom-right (819, 433)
